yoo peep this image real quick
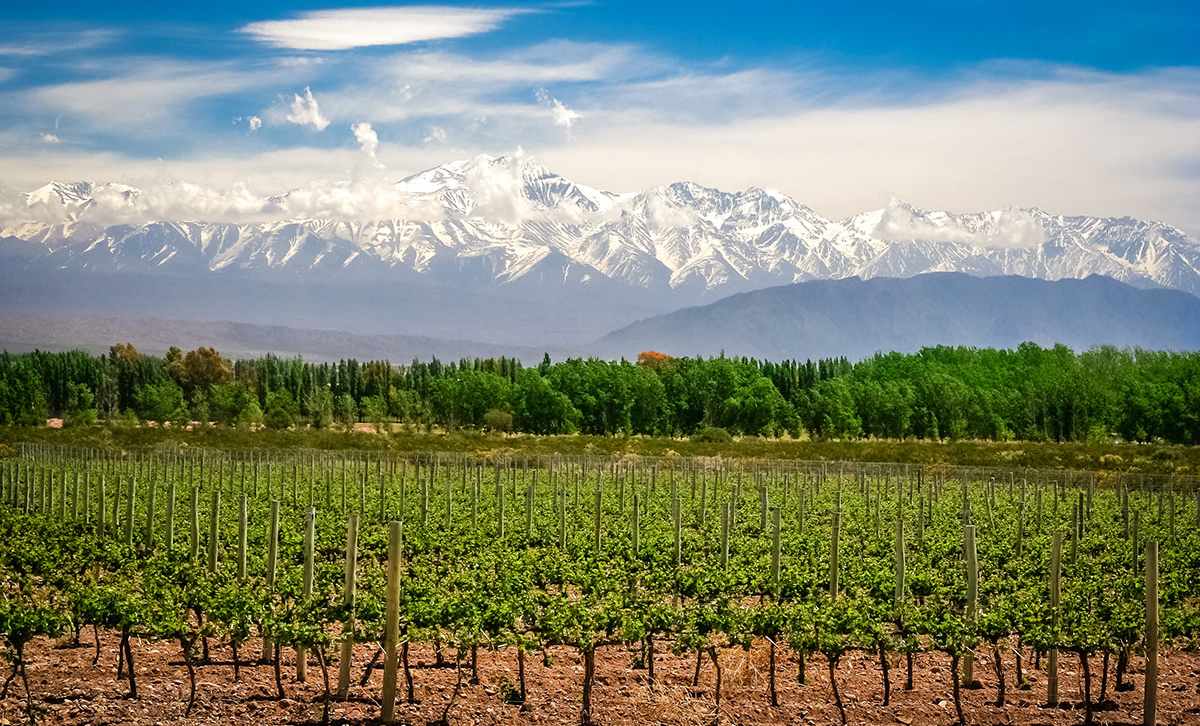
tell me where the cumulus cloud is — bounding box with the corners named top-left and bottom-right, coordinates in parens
top-left (351, 121), bottom-right (381, 165)
top-left (871, 200), bottom-right (1047, 249)
top-left (285, 87), bottom-right (330, 131)
top-left (233, 115), bottom-right (264, 133)
top-left (0, 174), bottom-right (451, 227)
top-left (423, 126), bottom-right (448, 144)
top-left (4, 47), bottom-right (1200, 237)
top-left (240, 6), bottom-right (529, 51)
top-left (536, 89), bottom-right (582, 129)
top-left (38, 132), bottom-right (61, 144)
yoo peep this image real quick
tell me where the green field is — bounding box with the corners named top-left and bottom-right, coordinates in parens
top-left (1, 441), bottom-right (1197, 724)
top-left (3, 424), bottom-right (1200, 477)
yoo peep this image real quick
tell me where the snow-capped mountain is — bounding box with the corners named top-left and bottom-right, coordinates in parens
top-left (3, 153), bottom-right (1199, 298)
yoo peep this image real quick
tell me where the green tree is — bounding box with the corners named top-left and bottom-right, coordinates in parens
top-left (306, 387), bottom-right (334, 429)
top-left (334, 393), bottom-right (357, 427)
top-left (134, 380), bottom-right (185, 423)
top-left (361, 395), bottom-right (389, 433)
top-left (263, 389), bottom-right (299, 430)
top-left (63, 382), bottom-right (97, 427)
top-left (512, 371), bottom-right (579, 434)
top-left (209, 381), bottom-right (255, 425)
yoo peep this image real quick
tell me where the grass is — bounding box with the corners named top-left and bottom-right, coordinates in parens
top-left (2, 424), bottom-right (1199, 477)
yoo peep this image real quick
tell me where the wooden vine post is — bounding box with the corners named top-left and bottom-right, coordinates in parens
top-left (894, 498), bottom-right (906, 606)
top-left (237, 495), bottom-right (248, 580)
top-left (296, 507), bottom-right (315, 682)
top-left (143, 478), bottom-right (156, 550)
top-left (1047, 532), bottom-right (1062, 706)
top-left (770, 507), bottom-right (781, 596)
top-left (830, 501), bottom-right (842, 599)
top-left (1144, 539), bottom-right (1158, 726)
top-left (207, 490), bottom-right (220, 573)
top-left (337, 513), bottom-right (360, 698)
top-left (165, 477), bottom-right (176, 550)
top-left (962, 524), bottom-right (978, 686)
top-left (381, 520), bottom-right (403, 723)
top-left (262, 500), bottom-right (280, 662)
top-left (720, 500), bottom-right (731, 568)
top-left (124, 478), bottom-right (136, 548)
top-left (190, 487), bottom-right (201, 561)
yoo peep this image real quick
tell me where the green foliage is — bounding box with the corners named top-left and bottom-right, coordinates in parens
top-left (135, 380), bottom-right (185, 423)
top-left (306, 387), bottom-right (334, 429)
top-left (333, 393), bottom-right (357, 427)
top-left (209, 382), bottom-right (256, 425)
top-left (263, 390), bottom-right (299, 430)
top-left (512, 371), bottom-right (579, 435)
top-left (3, 342), bottom-right (1200, 446)
top-left (237, 400), bottom-right (264, 429)
top-left (63, 382), bottom-right (97, 427)
top-left (691, 426), bottom-right (733, 443)
top-left (0, 446), bottom-right (1198, 725)
top-left (483, 408), bottom-right (513, 433)
top-left (360, 395), bottom-right (389, 433)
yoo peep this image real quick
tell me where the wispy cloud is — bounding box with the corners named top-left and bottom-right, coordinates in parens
top-left (239, 6), bottom-right (530, 51)
top-left (24, 59), bottom-right (281, 128)
top-left (38, 132), bottom-right (61, 144)
top-left (0, 29), bottom-right (118, 57)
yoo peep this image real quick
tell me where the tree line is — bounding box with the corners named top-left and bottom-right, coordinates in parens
top-left (0, 342), bottom-right (1197, 443)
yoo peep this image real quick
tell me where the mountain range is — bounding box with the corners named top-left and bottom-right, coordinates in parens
top-left (2, 153), bottom-right (1199, 347)
top-left (596, 273), bottom-right (1200, 360)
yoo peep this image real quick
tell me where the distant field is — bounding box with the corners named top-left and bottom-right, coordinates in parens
top-left (3, 424), bottom-right (1198, 477)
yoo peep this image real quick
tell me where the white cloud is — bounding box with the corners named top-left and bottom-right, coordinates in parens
top-left (351, 121), bottom-right (381, 166)
top-left (423, 126), bottom-right (448, 144)
top-left (24, 59), bottom-right (280, 128)
top-left (285, 87), bottom-right (330, 131)
top-left (248, 115), bottom-right (262, 133)
top-left (536, 89), bottom-right (582, 129)
top-left (871, 200), bottom-right (1048, 249)
top-left (3, 53), bottom-right (1200, 237)
top-left (239, 6), bottom-right (529, 51)
top-left (0, 29), bottom-right (118, 58)
top-left (39, 132), bottom-right (61, 144)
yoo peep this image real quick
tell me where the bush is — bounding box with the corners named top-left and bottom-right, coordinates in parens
top-left (360, 395), bottom-right (389, 434)
top-left (264, 390), bottom-right (299, 431)
top-left (691, 426), bottom-right (733, 443)
top-left (111, 409), bottom-right (140, 428)
top-left (237, 400), bottom-right (264, 429)
top-left (63, 382), bottom-right (97, 428)
top-left (134, 380), bottom-right (185, 423)
top-left (483, 408), bottom-right (513, 433)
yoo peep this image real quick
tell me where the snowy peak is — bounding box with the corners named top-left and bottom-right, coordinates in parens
top-left (2, 156), bottom-right (1199, 298)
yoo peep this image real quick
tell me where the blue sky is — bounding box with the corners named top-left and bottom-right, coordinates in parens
top-left (0, 1), bottom-right (1198, 230)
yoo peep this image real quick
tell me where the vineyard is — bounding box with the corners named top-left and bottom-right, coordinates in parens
top-left (1, 445), bottom-right (1199, 725)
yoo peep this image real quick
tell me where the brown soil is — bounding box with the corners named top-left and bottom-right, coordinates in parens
top-left (2, 634), bottom-right (1198, 725)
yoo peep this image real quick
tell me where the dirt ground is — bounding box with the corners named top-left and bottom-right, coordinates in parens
top-left (2, 633), bottom-right (1198, 725)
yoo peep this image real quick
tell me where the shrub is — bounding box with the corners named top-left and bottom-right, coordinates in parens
top-left (237, 400), bottom-right (264, 429)
top-left (264, 390), bottom-right (299, 431)
top-left (483, 408), bottom-right (513, 433)
top-left (691, 426), bottom-right (733, 444)
top-left (63, 382), bottom-right (97, 428)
